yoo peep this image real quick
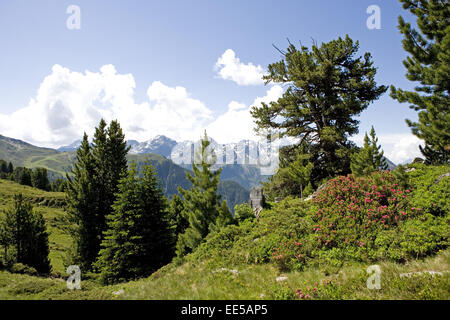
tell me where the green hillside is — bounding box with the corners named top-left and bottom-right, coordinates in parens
top-left (0, 135), bottom-right (60, 169)
top-left (0, 179), bottom-right (70, 275)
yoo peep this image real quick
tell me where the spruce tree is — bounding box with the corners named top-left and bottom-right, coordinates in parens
top-left (176, 131), bottom-right (230, 258)
top-left (66, 119), bottom-right (129, 271)
top-left (31, 168), bottom-right (51, 191)
top-left (390, 0), bottom-right (449, 164)
top-left (95, 162), bottom-right (172, 284)
top-left (7, 162), bottom-right (13, 174)
top-left (251, 35), bottom-right (387, 186)
top-left (0, 194), bottom-right (50, 274)
top-left (168, 194), bottom-right (189, 242)
top-left (66, 133), bottom-right (99, 270)
top-left (351, 126), bottom-right (388, 176)
top-left (0, 160), bottom-right (7, 173)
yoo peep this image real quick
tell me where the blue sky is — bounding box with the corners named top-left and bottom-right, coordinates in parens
top-left (0, 0), bottom-right (423, 163)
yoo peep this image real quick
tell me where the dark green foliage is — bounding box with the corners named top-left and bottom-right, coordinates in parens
top-left (50, 178), bottom-right (67, 192)
top-left (168, 194), bottom-right (189, 241)
top-left (350, 126), bottom-right (388, 176)
top-left (0, 194), bottom-right (51, 274)
top-left (251, 35), bottom-right (387, 186)
top-left (0, 160), bottom-right (7, 173)
top-left (263, 143), bottom-right (314, 200)
top-left (12, 167), bottom-right (33, 187)
top-left (31, 168), bottom-right (51, 191)
top-left (95, 162), bottom-right (173, 284)
top-left (66, 119), bottom-right (129, 271)
top-left (7, 162), bottom-right (13, 174)
top-left (65, 133), bottom-right (99, 271)
top-left (212, 200), bottom-right (235, 232)
top-left (234, 203), bottom-right (254, 223)
top-left (0, 160), bottom-right (10, 179)
top-left (390, 0), bottom-right (450, 164)
top-left (176, 131), bottom-right (232, 258)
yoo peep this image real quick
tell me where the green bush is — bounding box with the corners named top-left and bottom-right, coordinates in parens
top-left (10, 263), bottom-right (38, 276)
top-left (234, 203), bottom-right (254, 223)
top-left (375, 214), bottom-right (449, 261)
top-left (190, 197), bottom-right (313, 267)
top-left (407, 163), bottom-right (449, 217)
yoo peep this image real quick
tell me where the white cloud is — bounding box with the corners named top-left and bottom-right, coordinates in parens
top-left (214, 49), bottom-right (266, 86)
top-left (206, 85), bottom-right (284, 143)
top-left (0, 65), bottom-right (214, 148)
top-left (350, 133), bottom-right (424, 165)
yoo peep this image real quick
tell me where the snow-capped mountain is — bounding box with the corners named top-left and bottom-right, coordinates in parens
top-left (57, 139), bottom-right (81, 152)
top-left (128, 135), bottom-right (177, 158)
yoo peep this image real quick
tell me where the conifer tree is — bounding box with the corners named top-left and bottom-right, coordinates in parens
top-left (212, 200), bottom-right (234, 232)
top-left (66, 119), bottom-right (129, 271)
top-left (176, 131), bottom-right (230, 258)
top-left (251, 35), bottom-right (387, 185)
top-left (390, 0), bottom-right (449, 164)
top-left (351, 126), bottom-right (388, 176)
top-left (7, 162), bottom-right (13, 174)
top-left (0, 194), bottom-right (50, 274)
top-left (95, 162), bottom-right (172, 284)
top-left (66, 133), bottom-right (99, 270)
top-left (287, 153), bottom-right (313, 199)
top-left (31, 168), bottom-right (51, 191)
top-left (168, 194), bottom-right (189, 242)
top-left (0, 160), bottom-right (7, 173)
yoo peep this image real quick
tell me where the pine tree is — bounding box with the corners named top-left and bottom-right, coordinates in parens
top-left (263, 142), bottom-right (314, 200)
top-left (390, 0), bottom-right (449, 164)
top-left (176, 131), bottom-right (229, 258)
top-left (251, 35), bottom-right (387, 186)
top-left (0, 194), bottom-right (50, 274)
top-left (351, 126), bottom-right (388, 176)
top-left (95, 162), bottom-right (172, 284)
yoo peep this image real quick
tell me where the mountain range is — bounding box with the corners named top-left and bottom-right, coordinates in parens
top-left (58, 135), bottom-right (272, 189)
top-left (0, 134), bottom-right (250, 211)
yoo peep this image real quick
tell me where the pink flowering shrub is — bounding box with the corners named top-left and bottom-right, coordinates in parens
top-left (309, 171), bottom-right (420, 259)
top-left (271, 239), bottom-right (308, 272)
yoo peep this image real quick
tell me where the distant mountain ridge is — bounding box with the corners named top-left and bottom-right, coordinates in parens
top-left (0, 134), bottom-right (250, 211)
top-left (58, 135), bottom-right (274, 189)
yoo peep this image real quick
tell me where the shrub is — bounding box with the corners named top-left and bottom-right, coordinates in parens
top-left (407, 163), bottom-right (449, 217)
top-left (234, 204), bottom-right (254, 223)
top-left (310, 171), bottom-right (418, 261)
top-left (10, 263), bottom-right (38, 276)
top-left (271, 238), bottom-right (308, 272)
top-left (190, 197), bottom-right (313, 267)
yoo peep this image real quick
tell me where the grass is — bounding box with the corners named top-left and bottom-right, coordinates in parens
top-left (0, 249), bottom-right (448, 300)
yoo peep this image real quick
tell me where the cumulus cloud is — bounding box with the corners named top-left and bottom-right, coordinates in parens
top-left (350, 133), bottom-right (424, 165)
top-left (206, 85), bottom-right (284, 143)
top-left (214, 49), bottom-right (266, 86)
top-left (0, 65), bottom-right (213, 148)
